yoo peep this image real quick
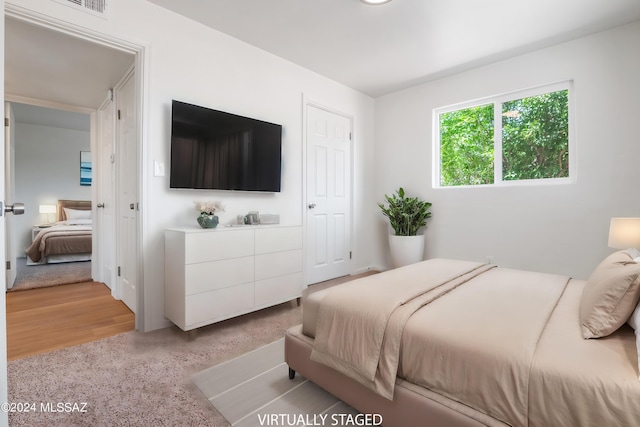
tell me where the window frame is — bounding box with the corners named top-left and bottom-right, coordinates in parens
top-left (432, 81), bottom-right (575, 189)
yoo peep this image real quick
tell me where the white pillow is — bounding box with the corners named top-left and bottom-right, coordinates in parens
top-left (64, 208), bottom-right (91, 220)
top-left (627, 303), bottom-right (640, 382)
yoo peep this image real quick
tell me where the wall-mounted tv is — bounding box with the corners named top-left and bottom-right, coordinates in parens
top-left (170, 100), bottom-right (282, 192)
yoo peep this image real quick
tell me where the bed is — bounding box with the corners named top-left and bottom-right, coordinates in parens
top-left (285, 254), bottom-right (640, 427)
top-left (25, 199), bottom-right (93, 265)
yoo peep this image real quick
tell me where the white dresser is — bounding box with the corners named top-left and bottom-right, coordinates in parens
top-left (164, 225), bottom-right (303, 331)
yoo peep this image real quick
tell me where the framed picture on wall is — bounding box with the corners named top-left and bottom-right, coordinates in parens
top-left (80, 151), bottom-right (92, 186)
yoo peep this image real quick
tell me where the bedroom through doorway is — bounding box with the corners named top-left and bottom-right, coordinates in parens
top-left (4, 12), bottom-right (140, 340)
top-left (5, 102), bottom-right (94, 292)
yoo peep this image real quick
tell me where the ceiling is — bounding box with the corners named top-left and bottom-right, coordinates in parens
top-left (9, 102), bottom-right (90, 131)
top-left (5, 17), bottom-right (134, 111)
top-left (147, 0), bottom-right (640, 97)
top-left (4, 0), bottom-right (640, 117)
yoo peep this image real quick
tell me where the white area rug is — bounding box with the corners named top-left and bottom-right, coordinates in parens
top-left (192, 339), bottom-right (359, 427)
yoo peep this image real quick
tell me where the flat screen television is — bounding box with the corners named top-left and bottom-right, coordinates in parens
top-left (170, 100), bottom-right (282, 192)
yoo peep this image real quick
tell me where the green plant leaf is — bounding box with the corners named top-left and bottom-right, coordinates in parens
top-left (378, 188), bottom-right (432, 236)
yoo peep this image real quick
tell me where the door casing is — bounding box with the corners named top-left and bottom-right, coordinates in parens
top-left (5, 4), bottom-right (148, 331)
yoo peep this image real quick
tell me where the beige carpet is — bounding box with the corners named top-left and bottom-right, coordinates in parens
top-left (8, 300), bottom-right (301, 426)
top-left (192, 339), bottom-right (358, 427)
top-left (7, 272), bottom-right (376, 426)
top-left (8, 257), bottom-right (92, 292)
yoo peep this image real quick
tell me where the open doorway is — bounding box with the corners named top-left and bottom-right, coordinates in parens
top-left (4, 13), bottom-right (142, 343)
top-left (6, 103), bottom-right (93, 291)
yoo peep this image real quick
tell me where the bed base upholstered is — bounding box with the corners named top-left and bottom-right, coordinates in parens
top-left (285, 325), bottom-right (504, 427)
top-left (27, 253), bottom-right (91, 266)
top-left (286, 258), bottom-right (640, 426)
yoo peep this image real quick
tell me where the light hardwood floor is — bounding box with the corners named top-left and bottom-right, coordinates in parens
top-left (6, 282), bottom-right (134, 360)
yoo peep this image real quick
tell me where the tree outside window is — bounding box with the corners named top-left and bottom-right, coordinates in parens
top-left (435, 84), bottom-right (571, 187)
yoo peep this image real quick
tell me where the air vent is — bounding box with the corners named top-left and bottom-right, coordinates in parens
top-left (52, 0), bottom-right (108, 18)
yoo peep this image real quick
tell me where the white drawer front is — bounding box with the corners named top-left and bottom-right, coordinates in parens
top-left (255, 249), bottom-right (302, 281)
top-left (185, 257), bottom-right (254, 295)
top-left (185, 229), bottom-right (254, 264)
top-left (255, 227), bottom-right (302, 254)
top-left (255, 272), bottom-right (302, 307)
top-left (185, 282), bottom-right (254, 327)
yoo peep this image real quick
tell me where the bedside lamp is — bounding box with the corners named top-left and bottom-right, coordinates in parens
top-left (608, 217), bottom-right (640, 260)
top-left (39, 204), bottom-right (57, 225)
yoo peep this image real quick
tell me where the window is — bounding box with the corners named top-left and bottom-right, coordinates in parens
top-left (434, 82), bottom-right (573, 188)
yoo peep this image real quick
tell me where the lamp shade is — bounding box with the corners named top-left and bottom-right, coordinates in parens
top-left (608, 218), bottom-right (640, 249)
top-left (39, 204), bottom-right (56, 215)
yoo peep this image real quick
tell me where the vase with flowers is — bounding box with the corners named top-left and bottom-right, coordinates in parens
top-left (194, 200), bottom-right (225, 229)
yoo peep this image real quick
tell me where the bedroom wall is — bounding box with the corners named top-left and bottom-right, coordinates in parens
top-left (373, 21), bottom-right (640, 279)
top-left (14, 120), bottom-right (91, 254)
top-left (5, 0), bottom-right (376, 331)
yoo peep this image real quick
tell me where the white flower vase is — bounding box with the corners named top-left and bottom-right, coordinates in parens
top-left (389, 234), bottom-right (425, 268)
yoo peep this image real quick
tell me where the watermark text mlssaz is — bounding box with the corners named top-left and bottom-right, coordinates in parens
top-left (1, 402), bottom-right (88, 413)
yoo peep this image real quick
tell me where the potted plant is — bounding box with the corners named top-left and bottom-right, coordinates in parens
top-left (378, 188), bottom-right (432, 267)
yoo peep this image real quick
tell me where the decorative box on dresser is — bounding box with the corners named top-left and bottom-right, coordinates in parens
top-left (164, 225), bottom-right (303, 331)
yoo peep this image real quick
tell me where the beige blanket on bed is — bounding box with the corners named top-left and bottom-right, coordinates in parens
top-left (307, 260), bottom-right (640, 425)
top-left (399, 267), bottom-right (569, 425)
top-left (310, 259), bottom-right (493, 399)
top-left (25, 225), bottom-right (92, 262)
top-left (528, 279), bottom-right (640, 427)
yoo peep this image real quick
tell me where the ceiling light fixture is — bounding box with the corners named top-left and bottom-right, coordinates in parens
top-left (361, 0), bottom-right (392, 5)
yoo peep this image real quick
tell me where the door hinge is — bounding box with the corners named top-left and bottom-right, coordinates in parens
top-left (117, 110), bottom-right (121, 120)
top-left (349, 251), bottom-right (352, 260)
top-left (4, 118), bottom-right (8, 127)
top-left (349, 132), bottom-right (352, 141)
top-left (6, 261), bottom-right (10, 270)
top-left (117, 266), bottom-right (121, 276)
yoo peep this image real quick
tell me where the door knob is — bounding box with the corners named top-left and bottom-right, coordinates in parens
top-left (130, 203), bottom-right (135, 210)
top-left (3, 202), bottom-right (25, 215)
top-left (97, 203), bottom-right (105, 208)
top-left (308, 203), bottom-right (316, 209)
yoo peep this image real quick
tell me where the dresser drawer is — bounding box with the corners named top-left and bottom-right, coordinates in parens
top-left (255, 272), bottom-right (303, 307)
top-left (185, 229), bottom-right (254, 264)
top-left (255, 249), bottom-right (302, 281)
top-left (185, 257), bottom-right (254, 295)
top-left (255, 227), bottom-right (302, 254)
top-left (185, 282), bottom-right (254, 327)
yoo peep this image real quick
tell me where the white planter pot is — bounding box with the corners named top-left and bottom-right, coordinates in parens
top-left (389, 234), bottom-right (425, 268)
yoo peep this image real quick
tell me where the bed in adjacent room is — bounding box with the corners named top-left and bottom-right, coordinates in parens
top-left (25, 199), bottom-right (93, 265)
top-left (285, 253), bottom-right (640, 427)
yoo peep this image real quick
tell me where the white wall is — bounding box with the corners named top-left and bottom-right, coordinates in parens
top-left (6, 0), bottom-right (376, 331)
top-left (374, 21), bottom-right (640, 279)
top-left (14, 122), bottom-right (91, 253)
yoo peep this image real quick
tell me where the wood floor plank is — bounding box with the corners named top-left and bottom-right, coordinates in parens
top-left (6, 282), bottom-right (111, 312)
top-left (6, 281), bottom-right (134, 360)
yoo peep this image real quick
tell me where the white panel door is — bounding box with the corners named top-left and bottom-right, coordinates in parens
top-left (306, 105), bottom-right (351, 284)
top-left (96, 97), bottom-right (116, 288)
top-left (116, 71), bottom-right (137, 313)
top-left (4, 102), bottom-right (16, 288)
top-left (0, 94), bottom-right (8, 427)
